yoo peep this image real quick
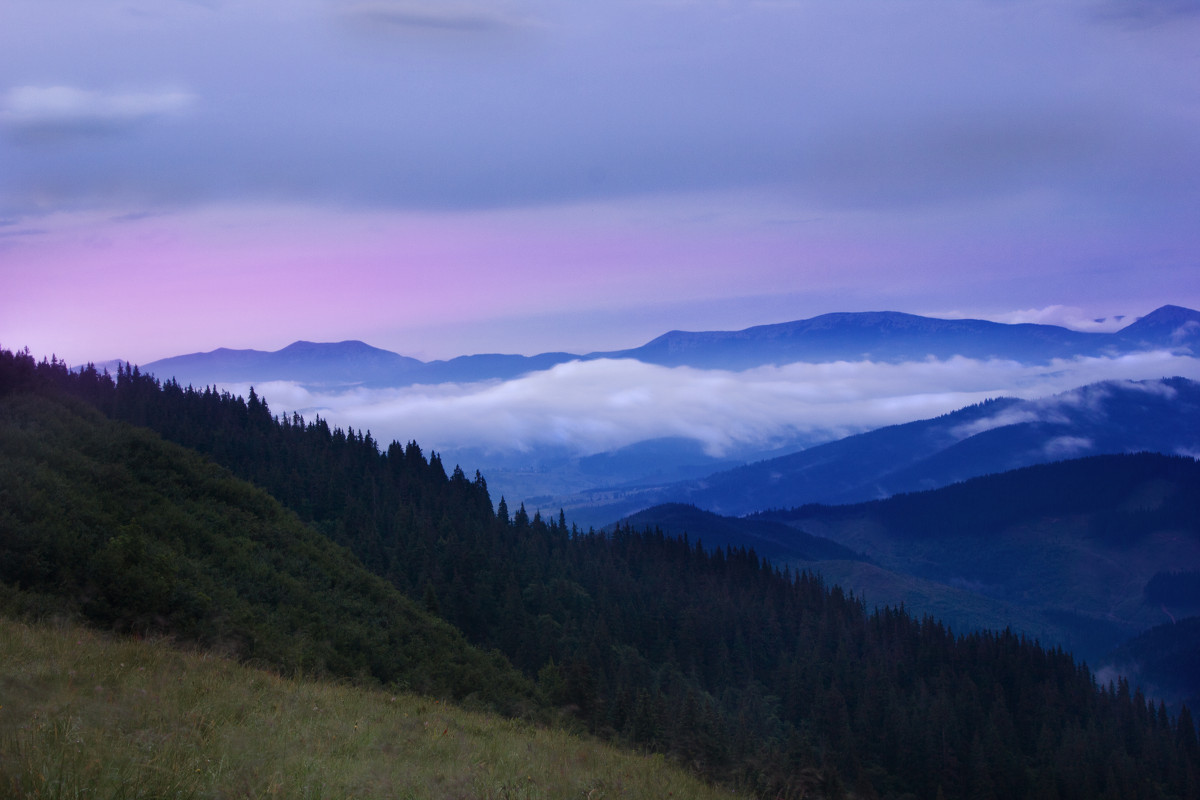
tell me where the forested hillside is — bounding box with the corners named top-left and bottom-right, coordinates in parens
top-left (756, 453), bottom-right (1200, 660)
top-left (3, 347), bottom-right (1199, 799)
top-left (0, 386), bottom-right (534, 713)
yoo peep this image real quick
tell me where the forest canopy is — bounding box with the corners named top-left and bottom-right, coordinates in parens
top-left (2, 346), bottom-right (1198, 800)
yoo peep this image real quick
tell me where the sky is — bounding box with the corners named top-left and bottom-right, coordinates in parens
top-left (3, 0), bottom-right (1200, 367)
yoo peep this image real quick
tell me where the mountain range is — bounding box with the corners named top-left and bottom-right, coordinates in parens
top-left (8, 343), bottom-right (1200, 798)
top-left (117, 304), bottom-right (1200, 527)
top-left (600, 304), bottom-right (1200, 368)
top-left (136, 304), bottom-right (1200, 389)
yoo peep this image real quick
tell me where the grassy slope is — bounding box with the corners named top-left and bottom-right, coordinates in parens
top-left (0, 617), bottom-right (741, 800)
top-left (0, 390), bottom-right (534, 712)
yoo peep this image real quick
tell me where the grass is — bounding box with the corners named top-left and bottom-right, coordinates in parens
top-left (0, 616), bottom-right (743, 800)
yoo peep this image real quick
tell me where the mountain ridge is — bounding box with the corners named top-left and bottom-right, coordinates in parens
top-left (129, 304), bottom-right (1200, 388)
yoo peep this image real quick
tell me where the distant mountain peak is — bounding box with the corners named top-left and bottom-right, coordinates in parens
top-left (280, 340), bottom-right (369, 347)
top-left (279, 339), bottom-right (379, 352)
top-left (1124, 304), bottom-right (1200, 327)
top-left (1117, 305), bottom-right (1200, 349)
top-left (141, 339), bottom-right (424, 387)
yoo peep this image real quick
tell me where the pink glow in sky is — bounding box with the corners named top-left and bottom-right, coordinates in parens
top-left (7, 195), bottom-right (1194, 366)
top-left (3, 0), bottom-right (1199, 365)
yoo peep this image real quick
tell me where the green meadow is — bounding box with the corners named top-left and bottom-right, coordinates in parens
top-left (0, 617), bottom-right (741, 800)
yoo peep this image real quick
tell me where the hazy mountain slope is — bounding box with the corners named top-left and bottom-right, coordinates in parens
top-left (1143, 569), bottom-right (1200, 618)
top-left (143, 339), bottom-right (426, 387)
top-left (1101, 616), bottom-right (1200, 714)
top-left (463, 436), bottom-right (810, 529)
top-left (143, 344), bottom-right (584, 388)
top-left (533, 397), bottom-right (1029, 527)
top-left (758, 452), bottom-right (1200, 659)
top-left (419, 351), bottom-right (580, 384)
top-left (137, 305), bottom-right (1200, 390)
top-left (611, 377), bottom-right (1200, 518)
top-left (613, 503), bottom-right (867, 562)
top-left (0, 389), bottom-right (535, 712)
top-left (612, 502), bottom-right (1092, 650)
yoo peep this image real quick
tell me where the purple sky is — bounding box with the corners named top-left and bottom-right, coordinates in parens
top-left (3, 0), bottom-right (1200, 366)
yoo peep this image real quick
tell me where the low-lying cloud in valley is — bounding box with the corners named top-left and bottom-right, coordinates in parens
top-left (220, 350), bottom-right (1200, 465)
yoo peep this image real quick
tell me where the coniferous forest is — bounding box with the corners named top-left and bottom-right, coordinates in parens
top-left (2, 346), bottom-right (1199, 799)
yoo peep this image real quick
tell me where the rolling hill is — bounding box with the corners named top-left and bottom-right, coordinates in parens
top-left (612, 502), bottom-right (868, 563)
top-left (0, 388), bottom-right (535, 712)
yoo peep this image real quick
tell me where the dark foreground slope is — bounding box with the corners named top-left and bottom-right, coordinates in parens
top-left (6, 348), bottom-right (1199, 800)
top-left (614, 502), bottom-right (869, 563)
top-left (0, 388), bottom-right (534, 713)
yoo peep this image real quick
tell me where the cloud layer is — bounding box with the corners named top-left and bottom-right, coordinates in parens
top-left (219, 351), bottom-right (1200, 461)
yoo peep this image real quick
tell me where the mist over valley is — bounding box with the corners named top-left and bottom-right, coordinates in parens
top-left (136, 305), bottom-right (1200, 523)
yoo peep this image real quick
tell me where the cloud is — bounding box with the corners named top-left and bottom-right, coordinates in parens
top-left (803, 106), bottom-right (1102, 211)
top-left (1107, 377), bottom-right (1180, 399)
top-left (969, 305), bottom-right (1134, 333)
top-left (1172, 320), bottom-right (1200, 347)
top-left (0, 86), bottom-right (194, 143)
top-left (1043, 435), bottom-right (1094, 458)
top-left (216, 351), bottom-right (1200, 462)
top-left (1093, 0), bottom-right (1200, 26)
top-left (950, 408), bottom-right (1055, 439)
top-left (340, 1), bottom-right (538, 33)
top-left (5, 0), bottom-right (1198, 215)
top-left (947, 374), bottom-right (1187, 444)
